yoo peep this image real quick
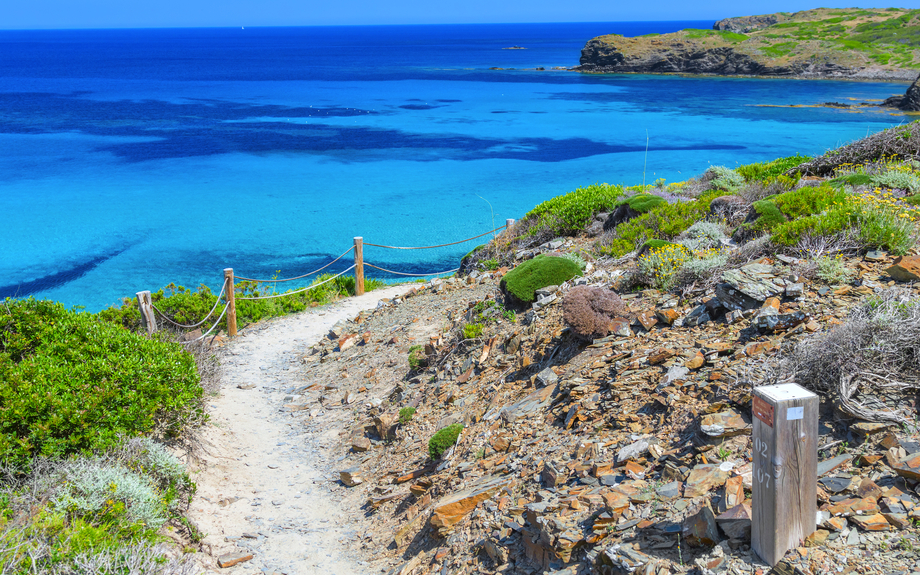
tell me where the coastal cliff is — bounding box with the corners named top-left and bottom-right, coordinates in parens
top-left (577, 7), bottom-right (920, 80)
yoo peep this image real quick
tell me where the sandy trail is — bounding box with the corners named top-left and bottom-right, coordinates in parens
top-left (188, 285), bottom-right (414, 575)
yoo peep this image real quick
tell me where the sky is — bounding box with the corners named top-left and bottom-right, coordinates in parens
top-left (1, 1), bottom-right (919, 29)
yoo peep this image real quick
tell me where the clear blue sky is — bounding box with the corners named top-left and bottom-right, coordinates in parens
top-left (2, 1), bottom-right (918, 29)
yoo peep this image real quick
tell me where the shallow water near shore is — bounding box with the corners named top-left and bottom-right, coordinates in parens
top-left (0, 23), bottom-right (911, 311)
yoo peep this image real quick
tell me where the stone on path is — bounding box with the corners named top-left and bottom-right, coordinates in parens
top-left (218, 553), bottom-right (254, 568)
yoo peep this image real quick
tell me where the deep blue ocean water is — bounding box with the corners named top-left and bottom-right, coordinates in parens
top-left (0, 23), bottom-right (911, 311)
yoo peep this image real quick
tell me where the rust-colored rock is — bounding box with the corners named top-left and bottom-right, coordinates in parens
top-left (684, 464), bottom-right (729, 498)
top-left (892, 452), bottom-right (920, 481)
top-left (430, 476), bottom-right (512, 535)
top-left (849, 513), bottom-right (890, 531)
top-left (218, 553), bottom-right (254, 568)
top-left (886, 255), bottom-right (920, 282)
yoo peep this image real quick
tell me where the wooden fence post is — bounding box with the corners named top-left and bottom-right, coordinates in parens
top-left (752, 383), bottom-right (818, 566)
top-left (224, 268), bottom-right (237, 337)
top-left (354, 237), bottom-right (365, 296)
top-left (136, 290), bottom-right (157, 336)
top-left (506, 218), bottom-right (515, 232)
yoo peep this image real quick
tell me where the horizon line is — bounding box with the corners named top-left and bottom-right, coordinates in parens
top-left (0, 18), bottom-right (717, 32)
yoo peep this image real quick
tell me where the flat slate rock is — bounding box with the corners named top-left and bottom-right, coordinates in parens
top-left (817, 454), bottom-right (851, 477)
top-left (819, 476), bottom-right (852, 493)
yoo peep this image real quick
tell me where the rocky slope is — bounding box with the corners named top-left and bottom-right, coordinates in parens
top-left (577, 8), bottom-right (920, 80)
top-left (885, 73), bottom-right (920, 110)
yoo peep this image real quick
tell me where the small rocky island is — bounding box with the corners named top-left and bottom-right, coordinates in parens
top-left (577, 8), bottom-right (920, 80)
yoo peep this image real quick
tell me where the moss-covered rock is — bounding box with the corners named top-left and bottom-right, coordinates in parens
top-left (500, 255), bottom-right (582, 306)
top-left (624, 193), bottom-right (668, 213)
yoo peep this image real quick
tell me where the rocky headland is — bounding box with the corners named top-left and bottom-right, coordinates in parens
top-left (576, 8), bottom-right (920, 81)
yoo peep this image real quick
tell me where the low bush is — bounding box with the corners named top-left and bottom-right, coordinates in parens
top-left (677, 248), bottom-right (730, 288)
top-left (872, 170), bottom-right (920, 194)
top-left (99, 273), bottom-right (386, 334)
top-left (462, 323), bottom-right (483, 339)
top-left (706, 166), bottom-right (745, 191)
top-left (736, 154), bottom-right (810, 182)
top-left (562, 286), bottom-right (628, 339)
top-left (678, 221), bottom-right (728, 250)
top-left (637, 243), bottom-right (695, 290)
top-left (0, 299), bottom-right (203, 464)
top-left (600, 190), bottom-right (731, 256)
top-left (523, 183), bottom-right (625, 236)
top-left (500, 255), bottom-right (582, 305)
top-left (407, 345), bottom-right (427, 370)
top-left (622, 193), bottom-right (667, 213)
top-left (771, 191), bottom-right (918, 255)
top-left (815, 254), bottom-right (855, 284)
top-left (398, 407), bottom-right (416, 424)
top-left (428, 423), bottom-right (463, 460)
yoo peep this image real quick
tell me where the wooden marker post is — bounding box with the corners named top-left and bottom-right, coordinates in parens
top-left (223, 268), bottom-right (237, 337)
top-left (505, 218), bottom-right (515, 232)
top-left (353, 237), bottom-right (364, 296)
top-left (752, 383), bottom-right (818, 566)
top-left (136, 290), bottom-right (157, 336)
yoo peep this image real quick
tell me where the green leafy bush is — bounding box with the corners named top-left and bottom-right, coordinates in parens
top-left (816, 255), bottom-right (855, 284)
top-left (428, 423), bottom-right (463, 460)
top-left (872, 170), bottom-right (920, 194)
top-left (707, 166), bottom-right (745, 191)
top-left (623, 193), bottom-right (667, 213)
top-left (0, 299), bottom-right (203, 464)
top-left (602, 190), bottom-right (730, 254)
top-left (462, 323), bottom-right (483, 339)
top-left (398, 407), bottom-right (416, 424)
top-left (500, 255), bottom-right (582, 305)
top-left (524, 183), bottom-right (625, 235)
top-left (736, 155), bottom-right (810, 183)
top-left (408, 345), bottom-right (427, 370)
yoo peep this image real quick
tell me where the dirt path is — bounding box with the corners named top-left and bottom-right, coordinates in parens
top-left (188, 285), bottom-right (415, 575)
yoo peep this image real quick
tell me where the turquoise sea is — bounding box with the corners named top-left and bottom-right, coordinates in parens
top-left (0, 23), bottom-right (911, 311)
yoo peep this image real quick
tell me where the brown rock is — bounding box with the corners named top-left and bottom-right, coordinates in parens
top-left (648, 348), bottom-right (675, 365)
top-left (892, 452), bottom-right (920, 481)
top-left (883, 513), bottom-right (911, 530)
top-left (827, 498), bottom-right (880, 516)
top-left (684, 464), bottom-right (729, 498)
top-left (340, 467), bottom-right (364, 487)
top-left (685, 351), bottom-right (705, 369)
top-left (849, 513), bottom-right (890, 531)
top-left (683, 501), bottom-right (720, 547)
top-left (699, 409), bottom-right (750, 439)
top-left (636, 311), bottom-right (658, 331)
top-left (804, 529), bottom-right (830, 547)
top-left (886, 255), bottom-right (920, 282)
top-left (856, 478), bottom-right (883, 501)
top-left (602, 490), bottom-right (630, 516)
top-left (338, 333), bottom-right (359, 351)
top-left (218, 554), bottom-right (254, 568)
top-left (715, 502), bottom-right (752, 540)
top-left (430, 476), bottom-right (511, 535)
top-left (351, 437), bottom-right (372, 452)
top-left (656, 308), bottom-right (679, 326)
top-left (374, 413), bottom-right (398, 441)
top-left (720, 476), bottom-right (745, 513)
top-left (821, 516), bottom-right (847, 532)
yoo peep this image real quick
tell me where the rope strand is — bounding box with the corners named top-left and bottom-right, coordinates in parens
top-left (152, 280), bottom-right (227, 329)
top-left (235, 246), bottom-right (355, 283)
top-left (364, 262), bottom-right (459, 277)
top-left (181, 302), bottom-right (230, 345)
top-left (363, 226), bottom-right (505, 250)
top-left (237, 264), bottom-right (357, 301)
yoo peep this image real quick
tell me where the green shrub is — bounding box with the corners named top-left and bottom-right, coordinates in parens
top-left (604, 190), bottom-right (730, 254)
top-left (679, 221), bottom-right (728, 250)
top-left (738, 185), bottom-right (847, 237)
top-left (428, 423), bottom-right (463, 460)
top-left (408, 345), bottom-right (426, 370)
top-left (638, 243), bottom-right (695, 290)
top-left (524, 184), bottom-right (625, 235)
top-left (816, 255), bottom-right (855, 284)
top-left (680, 249), bottom-right (729, 281)
top-left (872, 170), bottom-right (920, 194)
top-left (500, 255), bottom-right (582, 304)
top-left (736, 155), bottom-right (810, 183)
top-left (561, 252), bottom-right (588, 271)
top-left (623, 193), bottom-right (667, 213)
top-left (99, 272), bottom-right (383, 333)
top-left (0, 299), bottom-right (203, 464)
top-left (54, 462), bottom-right (167, 530)
top-left (707, 166), bottom-right (745, 191)
top-left (398, 407), bottom-right (416, 424)
top-left (462, 323), bottom-right (483, 339)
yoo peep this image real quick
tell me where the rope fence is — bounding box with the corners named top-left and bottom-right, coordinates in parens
top-left (132, 218), bottom-right (515, 340)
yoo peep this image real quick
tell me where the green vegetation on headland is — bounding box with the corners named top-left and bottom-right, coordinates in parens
top-left (578, 7), bottom-right (920, 78)
top-left (5, 119), bottom-right (920, 573)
